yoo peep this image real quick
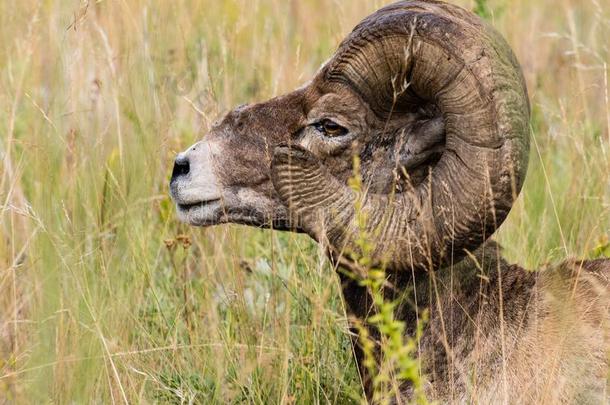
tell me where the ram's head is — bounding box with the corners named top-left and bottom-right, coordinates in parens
top-left (170, 0), bottom-right (530, 270)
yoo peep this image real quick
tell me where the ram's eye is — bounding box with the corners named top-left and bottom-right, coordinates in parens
top-left (315, 119), bottom-right (348, 137)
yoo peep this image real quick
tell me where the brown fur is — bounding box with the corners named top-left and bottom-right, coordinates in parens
top-left (339, 243), bottom-right (610, 403)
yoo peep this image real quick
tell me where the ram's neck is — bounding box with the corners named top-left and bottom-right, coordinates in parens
top-left (339, 241), bottom-right (539, 397)
top-left (415, 243), bottom-right (537, 392)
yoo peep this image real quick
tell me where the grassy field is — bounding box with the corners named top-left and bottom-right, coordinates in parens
top-left (1, 0), bottom-right (609, 403)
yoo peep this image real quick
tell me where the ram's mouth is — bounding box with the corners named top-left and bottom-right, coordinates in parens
top-left (177, 198), bottom-right (222, 211)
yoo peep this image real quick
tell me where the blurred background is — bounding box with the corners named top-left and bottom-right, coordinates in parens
top-left (0, 0), bottom-right (608, 402)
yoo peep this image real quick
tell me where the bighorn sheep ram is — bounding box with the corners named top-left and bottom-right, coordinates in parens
top-left (170, 1), bottom-right (610, 402)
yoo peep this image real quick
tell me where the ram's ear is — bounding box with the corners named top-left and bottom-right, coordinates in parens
top-left (270, 144), bottom-right (355, 240)
top-left (397, 116), bottom-right (445, 172)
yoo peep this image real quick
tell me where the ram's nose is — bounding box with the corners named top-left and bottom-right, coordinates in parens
top-left (171, 153), bottom-right (190, 182)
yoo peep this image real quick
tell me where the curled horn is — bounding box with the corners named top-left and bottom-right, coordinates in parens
top-left (272, 0), bottom-right (530, 270)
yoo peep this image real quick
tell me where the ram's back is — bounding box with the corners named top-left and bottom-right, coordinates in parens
top-left (487, 258), bottom-right (610, 404)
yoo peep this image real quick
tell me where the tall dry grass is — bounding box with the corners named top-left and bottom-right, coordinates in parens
top-left (0, 0), bottom-right (608, 403)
